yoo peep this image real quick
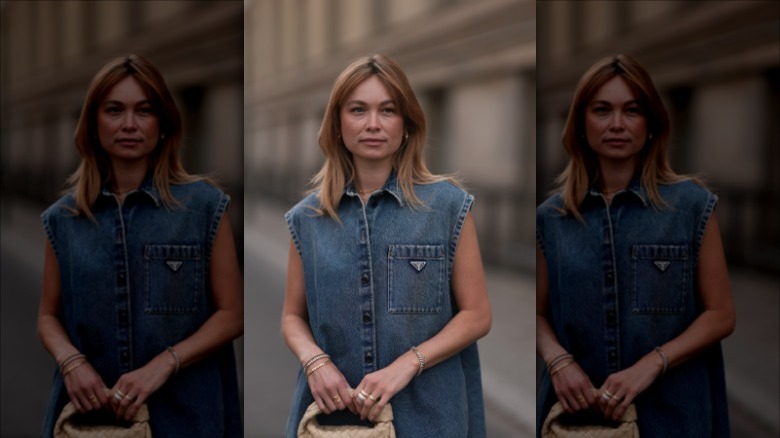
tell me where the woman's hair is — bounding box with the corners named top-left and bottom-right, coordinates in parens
top-left (311, 53), bottom-right (454, 219)
top-left (69, 53), bottom-right (202, 220)
top-left (556, 53), bottom-right (689, 220)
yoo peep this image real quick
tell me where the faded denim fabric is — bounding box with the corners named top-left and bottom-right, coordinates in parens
top-left (536, 178), bottom-right (730, 437)
top-left (285, 172), bottom-right (486, 438)
top-left (41, 178), bottom-right (241, 437)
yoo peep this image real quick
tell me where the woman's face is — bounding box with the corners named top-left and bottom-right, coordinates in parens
top-left (97, 75), bottom-right (160, 167)
top-left (339, 75), bottom-right (404, 169)
top-left (584, 75), bottom-right (647, 166)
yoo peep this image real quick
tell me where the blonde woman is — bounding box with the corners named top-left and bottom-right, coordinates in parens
top-left (38, 54), bottom-right (243, 437)
top-left (282, 54), bottom-right (491, 437)
top-left (536, 54), bottom-right (735, 437)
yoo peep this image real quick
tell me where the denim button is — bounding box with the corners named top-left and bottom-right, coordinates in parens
top-left (364, 352), bottom-right (373, 363)
top-left (608, 351), bottom-right (616, 361)
top-left (361, 273), bottom-right (369, 285)
top-left (605, 272), bottom-right (613, 283)
top-left (120, 350), bottom-right (129, 361)
top-left (363, 312), bottom-right (371, 323)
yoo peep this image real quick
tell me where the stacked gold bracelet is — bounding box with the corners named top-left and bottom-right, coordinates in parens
top-left (306, 359), bottom-right (332, 377)
top-left (59, 353), bottom-right (87, 377)
top-left (547, 353), bottom-right (575, 377)
top-left (303, 353), bottom-right (331, 376)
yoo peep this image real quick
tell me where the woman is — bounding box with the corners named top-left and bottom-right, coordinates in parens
top-left (282, 54), bottom-right (491, 437)
top-left (536, 54), bottom-right (735, 437)
top-left (38, 54), bottom-right (243, 437)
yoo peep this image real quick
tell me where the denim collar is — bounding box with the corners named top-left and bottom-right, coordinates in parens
top-left (99, 173), bottom-right (161, 207)
top-left (344, 170), bottom-right (404, 207)
top-left (586, 174), bottom-right (649, 207)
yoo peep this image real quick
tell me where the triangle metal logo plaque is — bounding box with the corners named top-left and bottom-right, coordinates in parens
top-left (166, 260), bottom-right (183, 272)
top-left (409, 261), bottom-right (427, 272)
top-left (654, 260), bottom-right (671, 272)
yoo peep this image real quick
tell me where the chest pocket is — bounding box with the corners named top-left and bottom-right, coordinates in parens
top-left (631, 244), bottom-right (689, 313)
top-left (388, 244), bottom-right (445, 314)
top-left (144, 244), bottom-right (202, 314)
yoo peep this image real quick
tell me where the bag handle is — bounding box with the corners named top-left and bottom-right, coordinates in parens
top-left (300, 391), bottom-right (394, 426)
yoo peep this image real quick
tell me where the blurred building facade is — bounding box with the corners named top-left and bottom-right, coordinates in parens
top-left (245, 0), bottom-right (537, 271)
top-left (0, 0), bottom-right (244, 237)
top-left (536, 0), bottom-right (780, 273)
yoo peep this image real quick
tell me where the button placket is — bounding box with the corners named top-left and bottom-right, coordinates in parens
top-left (358, 202), bottom-right (377, 373)
top-left (115, 203), bottom-right (133, 373)
top-left (602, 203), bottom-right (621, 373)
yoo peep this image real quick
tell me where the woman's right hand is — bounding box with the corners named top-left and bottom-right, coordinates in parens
top-left (550, 361), bottom-right (597, 413)
top-left (62, 361), bottom-right (110, 413)
top-left (305, 358), bottom-right (356, 415)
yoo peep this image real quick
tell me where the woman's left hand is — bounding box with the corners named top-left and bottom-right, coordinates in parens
top-left (108, 353), bottom-right (175, 421)
top-left (596, 353), bottom-right (663, 421)
top-left (353, 352), bottom-right (419, 422)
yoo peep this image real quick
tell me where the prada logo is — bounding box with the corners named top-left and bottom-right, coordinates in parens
top-left (166, 260), bottom-right (183, 272)
top-left (654, 260), bottom-right (671, 272)
top-left (409, 260), bottom-right (427, 272)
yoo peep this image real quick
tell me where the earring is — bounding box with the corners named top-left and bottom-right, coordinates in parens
top-left (404, 132), bottom-right (409, 141)
top-left (161, 133), bottom-right (166, 140)
top-left (648, 133), bottom-right (653, 140)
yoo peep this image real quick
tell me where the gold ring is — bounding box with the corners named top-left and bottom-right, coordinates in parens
top-left (576, 394), bottom-right (585, 402)
top-left (113, 390), bottom-right (125, 402)
top-left (331, 394), bottom-right (341, 401)
top-left (125, 394), bottom-right (135, 401)
top-left (601, 391), bottom-right (612, 402)
top-left (368, 394), bottom-right (377, 401)
top-left (613, 394), bottom-right (622, 401)
top-left (88, 394), bottom-right (98, 402)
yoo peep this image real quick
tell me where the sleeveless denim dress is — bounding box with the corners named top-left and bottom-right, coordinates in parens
top-left (285, 172), bottom-right (487, 438)
top-left (40, 178), bottom-right (241, 437)
top-left (536, 178), bottom-right (730, 437)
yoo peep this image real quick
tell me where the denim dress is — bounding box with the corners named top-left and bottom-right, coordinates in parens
top-left (285, 172), bottom-right (487, 438)
top-left (536, 178), bottom-right (730, 437)
top-left (40, 178), bottom-right (241, 437)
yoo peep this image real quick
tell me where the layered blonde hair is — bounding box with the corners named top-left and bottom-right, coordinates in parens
top-left (556, 54), bottom-right (690, 221)
top-left (69, 54), bottom-right (202, 220)
top-left (312, 54), bottom-right (455, 219)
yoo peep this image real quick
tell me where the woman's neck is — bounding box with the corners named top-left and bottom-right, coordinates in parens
top-left (111, 159), bottom-right (149, 197)
top-left (353, 160), bottom-right (392, 201)
top-left (598, 158), bottom-right (636, 197)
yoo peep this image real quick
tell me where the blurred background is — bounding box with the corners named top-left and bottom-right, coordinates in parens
top-left (536, 1), bottom-right (779, 437)
top-left (244, 0), bottom-right (536, 436)
top-left (0, 1), bottom-right (243, 437)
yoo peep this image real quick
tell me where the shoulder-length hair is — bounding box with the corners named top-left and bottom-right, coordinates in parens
top-left (556, 53), bottom-right (689, 221)
top-left (311, 53), bottom-right (455, 219)
top-left (69, 53), bottom-right (202, 220)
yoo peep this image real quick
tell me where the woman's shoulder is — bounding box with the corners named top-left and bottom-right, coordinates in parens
top-left (285, 192), bottom-right (321, 220)
top-left (536, 193), bottom-right (565, 216)
top-left (42, 192), bottom-right (77, 220)
top-left (659, 178), bottom-right (715, 206)
top-left (416, 179), bottom-right (472, 204)
top-left (171, 179), bottom-right (229, 206)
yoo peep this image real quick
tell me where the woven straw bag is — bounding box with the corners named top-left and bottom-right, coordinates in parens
top-left (53, 402), bottom-right (152, 438)
top-left (541, 401), bottom-right (639, 438)
top-left (297, 399), bottom-right (395, 438)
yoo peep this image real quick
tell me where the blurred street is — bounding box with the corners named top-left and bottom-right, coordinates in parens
top-left (2, 196), bottom-right (777, 437)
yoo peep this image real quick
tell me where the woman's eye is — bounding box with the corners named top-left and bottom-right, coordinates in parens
top-left (382, 107), bottom-right (396, 114)
top-left (105, 106), bottom-right (121, 114)
top-left (593, 106), bottom-right (609, 114)
top-left (626, 106), bottom-right (642, 115)
top-left (138, 107), bottom-right (154, 115)
top-left (350, 107), bottom-right (365, 114)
